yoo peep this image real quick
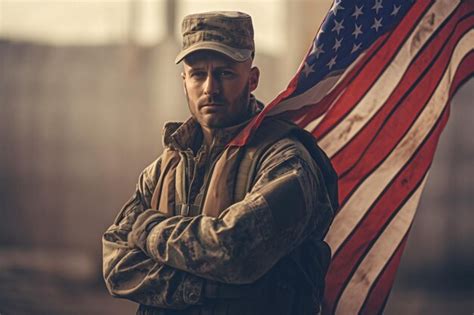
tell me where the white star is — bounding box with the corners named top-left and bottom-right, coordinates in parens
top-left (372, 0), bottom-right (383, 14)
top-left (333, 37), bottom-right (343, 52)
top-left (332, 19), bottom-right (345, 35)
top-left (311, 42), bottom-right (325, 59)
top-left (371, 17), bottom-right (383, 32)
top-left (351, 42), bottom-right (362, 54)
top-left (327, 56), bottom-right (337, 70)
top-left (331, 1), bottom-right (344, 16)
top-left (352, 23), bottom-right (363, 39)
top-left (352, 5), bottom-right (363, 19)
top-left (302, 62), bottom-right (315, 77)
top-left (391, 4), bottom-right (401, 16)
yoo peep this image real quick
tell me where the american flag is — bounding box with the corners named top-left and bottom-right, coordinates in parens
top-left (231, 0), bottom-right (474, 314)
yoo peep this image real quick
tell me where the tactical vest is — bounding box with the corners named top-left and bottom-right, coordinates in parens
top-left (146, 118), bottom-right (338, 315)
top-left (151, 118), bottom-right (338, 221)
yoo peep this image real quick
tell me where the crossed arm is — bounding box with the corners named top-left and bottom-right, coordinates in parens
top-left (102, 159), bottom-right (205, 308)
top-left (102, 138), bottom-right (334, 308)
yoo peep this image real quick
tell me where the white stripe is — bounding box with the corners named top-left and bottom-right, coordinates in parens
top-left (304, 114), bottom-right (325, 133)
top-left (319, 0), bottom-right (460, 158)
top-left (325, 30), bottom-right (474, 254)
top-left (303, 86), bottom-right (347, 133)
top-left (266, 51), bottom-right (368, 117)
top-left (334, 175), bottom-right (428, 315)
top-left (266, 74), bottom-right (342, 116)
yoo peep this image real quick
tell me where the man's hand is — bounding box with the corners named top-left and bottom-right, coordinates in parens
top-left (128, 209), bottom-right (166, 252)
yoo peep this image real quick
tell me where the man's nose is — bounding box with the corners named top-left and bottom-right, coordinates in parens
top-left (203, 74), bottom-right (220, 96)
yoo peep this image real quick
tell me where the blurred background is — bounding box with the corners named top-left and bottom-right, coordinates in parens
top-left (0, 0), bottom-right (472, 314)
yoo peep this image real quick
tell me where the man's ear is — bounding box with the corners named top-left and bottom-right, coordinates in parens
top-left (249, 66), bottom-right (260, 92)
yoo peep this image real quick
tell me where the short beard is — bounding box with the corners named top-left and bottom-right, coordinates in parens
top-left (235, 83), bottom-right (251, 121)
top-left (185, 82), bottom-right (251, 128)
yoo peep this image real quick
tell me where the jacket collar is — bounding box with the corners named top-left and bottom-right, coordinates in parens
top-left (163, 95), bottom-right (263, 151)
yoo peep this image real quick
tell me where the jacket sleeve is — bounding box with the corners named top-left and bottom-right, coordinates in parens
top-left (144, 137), bottom-right (335, 284)
top-left (102, 158), bottom-right (205, 308)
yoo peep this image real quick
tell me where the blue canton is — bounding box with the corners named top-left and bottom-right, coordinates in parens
top-left (295, 0), bottom-right (415, 96)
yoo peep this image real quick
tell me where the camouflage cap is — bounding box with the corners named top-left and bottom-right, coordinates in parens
top-left (175, 11), bottom-right (255, 64)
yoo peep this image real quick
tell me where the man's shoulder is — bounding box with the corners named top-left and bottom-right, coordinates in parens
top-left (140, 157), bottom-right (161, 186)
top-left (252, 133), bottom-right (317, 179)
top-left (241, 118), bottom-right (319, 181)
top-left (264, 135), bottom-right (313, 159)
top-left (251, 118), bottom-right (339, 210)
top-left (248, 117), bottom-right (316, 159)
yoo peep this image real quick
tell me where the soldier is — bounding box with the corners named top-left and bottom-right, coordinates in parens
top-left (103, 11), bottom-right (338, 315)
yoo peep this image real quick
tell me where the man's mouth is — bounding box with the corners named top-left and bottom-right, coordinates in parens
top-left (201, 103), bottom-right (224, 108)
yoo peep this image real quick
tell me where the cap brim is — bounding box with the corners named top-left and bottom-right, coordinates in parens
top-left (175, 42), bottom-right (252, 64)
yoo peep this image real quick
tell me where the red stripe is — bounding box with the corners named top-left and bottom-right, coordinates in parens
top-left (312, 0), bottom-right (434, 139)
top-left (324, 51), bottom-right (474, 315)
top-left (359, 233), bottom-right (410, 315)
top-left (276, 33), bottom-right (389, 126)
top-left (344, 48), bottom-right (474, 315)
top-left (333, 12), bottom-right (474, 204)
top-left (230, 0), bottom-right (432, 147)
top-left (322, 104), bottom-right (450, 315)
top-left (280, 1), bottom-right (472, 133)
top-left (278, 0), bottom-right (433, 131)
top-left (333, 9), bottom-right (472, 177)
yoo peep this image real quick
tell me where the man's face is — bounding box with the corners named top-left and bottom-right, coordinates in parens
top-left (182, 50), bottom-right (259, 130)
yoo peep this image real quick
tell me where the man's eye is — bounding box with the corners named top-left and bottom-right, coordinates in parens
top-left (191, 72), bottom-right (206, 79)
top-left (218, 70), bottom-right (234, 78)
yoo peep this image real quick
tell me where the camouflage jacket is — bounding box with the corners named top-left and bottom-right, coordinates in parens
top-left (102, 101), bottom-right (337, 314)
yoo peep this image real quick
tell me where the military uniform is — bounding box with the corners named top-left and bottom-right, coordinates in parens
top-left (103, 11), bottom-right (338, 315)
